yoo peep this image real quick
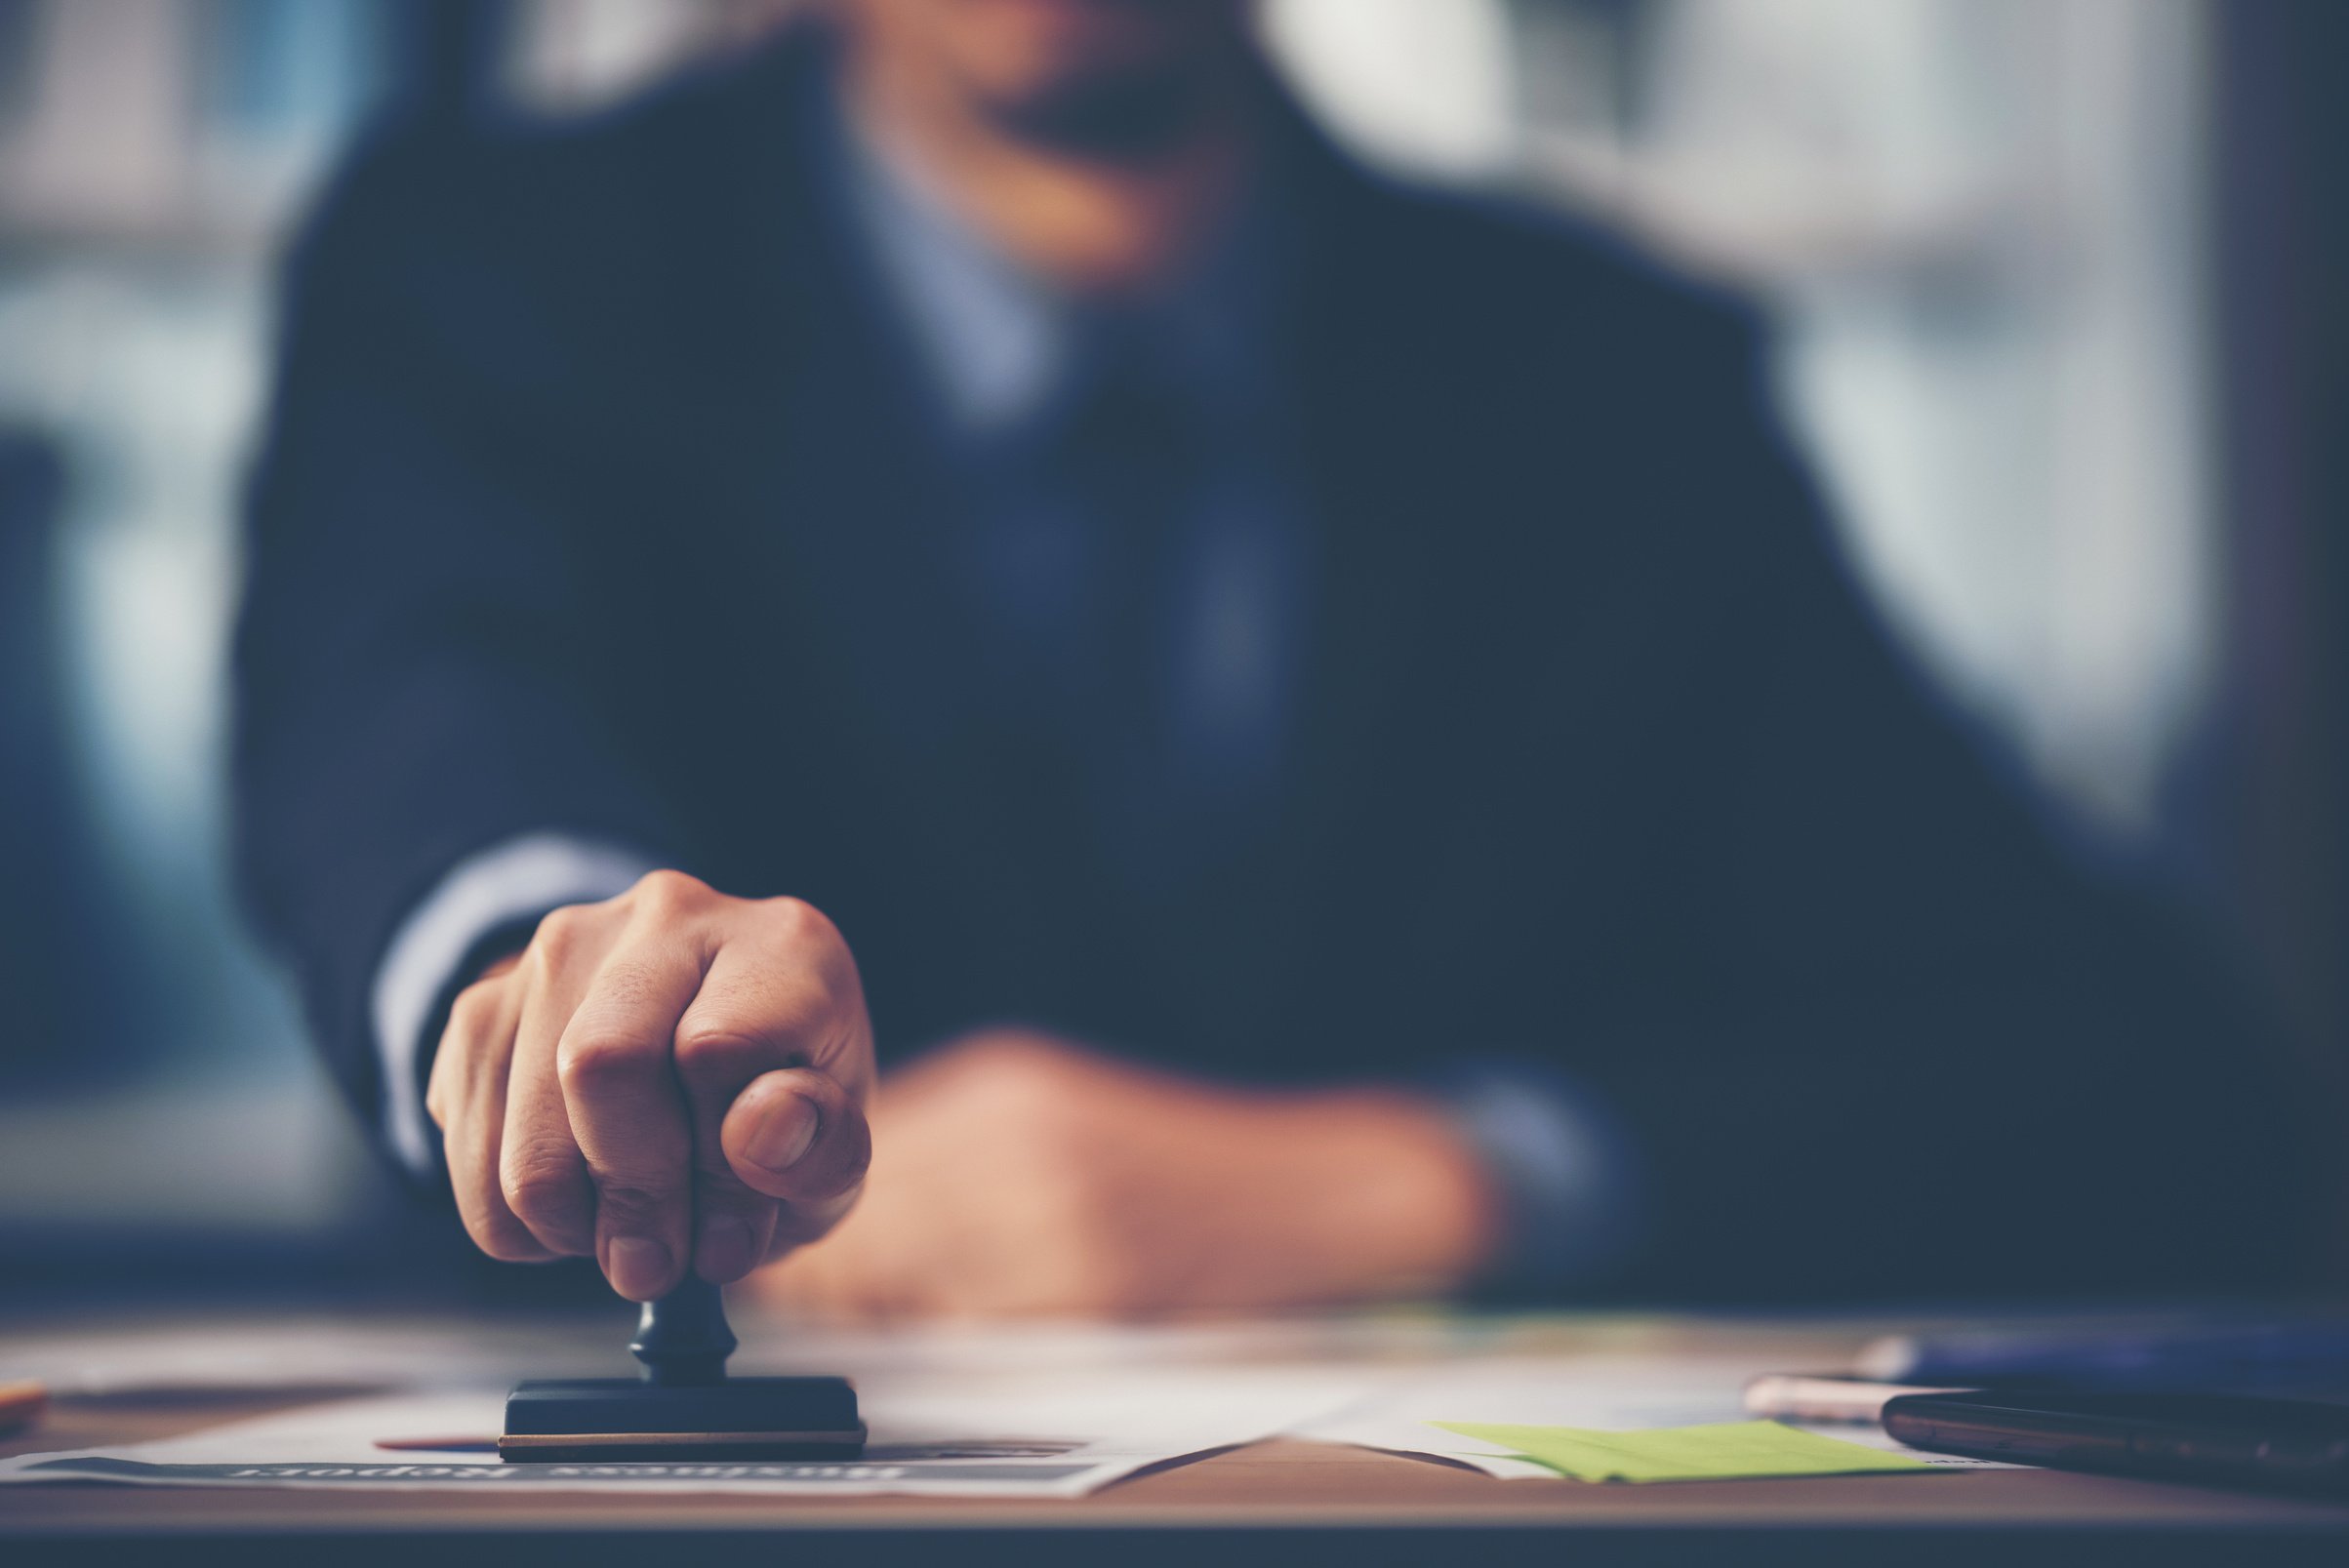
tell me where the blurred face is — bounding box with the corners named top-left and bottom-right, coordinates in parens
top-left (847, 0), bottom-right (1254, 160)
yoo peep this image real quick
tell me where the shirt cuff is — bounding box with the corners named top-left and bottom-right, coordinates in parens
top-left (371, 832), bottom-right (662, 1178)
top-left (1429, 1061), bottom-right (1643, 1296)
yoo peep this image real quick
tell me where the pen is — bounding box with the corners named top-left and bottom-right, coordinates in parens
top-left (1743, 1374), bottom-right (1963, 1424)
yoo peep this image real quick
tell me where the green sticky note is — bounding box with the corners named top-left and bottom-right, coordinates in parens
top-left (1431, 1420), bottom-right (1935, 1483)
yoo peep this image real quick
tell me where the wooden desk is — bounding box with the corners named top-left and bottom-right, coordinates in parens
top-left (5, 1309), bottom-right (2347, 1566)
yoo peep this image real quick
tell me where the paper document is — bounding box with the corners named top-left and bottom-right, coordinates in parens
top-left (1292, 1354), bottom-right (2017, 1476)
top-left (0, 1366), bottom-right (1364, 1499)
top-left (1433, 1420), bottom-right (1935, 1483)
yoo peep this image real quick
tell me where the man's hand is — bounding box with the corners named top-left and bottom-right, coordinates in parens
top-left (425, 870), bottom-right (873, 1301)
top-left (750, 1031), bottom-right (1499, 1320)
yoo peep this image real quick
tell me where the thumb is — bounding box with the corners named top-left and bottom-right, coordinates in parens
top-left (722, 1066), bottom-right (870, 1237)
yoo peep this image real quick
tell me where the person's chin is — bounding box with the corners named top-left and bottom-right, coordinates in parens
top-left (958, 0), bottom-right (1240, 87)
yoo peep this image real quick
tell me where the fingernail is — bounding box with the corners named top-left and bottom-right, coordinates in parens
top-left (695, 1216), bottom-right (756, 1282)
top-left (607, 1235), bottom-right (671, 1300)
top-left (747, 1094), bottom-right (819, 1173)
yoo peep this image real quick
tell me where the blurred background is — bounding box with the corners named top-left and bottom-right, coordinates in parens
top-left (0, 0), bottom-right (2341, 1293)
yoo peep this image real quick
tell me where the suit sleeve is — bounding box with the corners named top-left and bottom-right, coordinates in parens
top-left (1506, 298), bottom-right (2320, 1301)
top-left (232, 130), bottom-right (685, 1156)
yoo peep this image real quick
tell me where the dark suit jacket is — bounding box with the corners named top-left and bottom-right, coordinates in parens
top-left (234, 30), bottom-right (2317, 1302)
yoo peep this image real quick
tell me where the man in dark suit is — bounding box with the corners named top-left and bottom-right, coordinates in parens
top-left (235, 0), bottom-right (2315, 1317)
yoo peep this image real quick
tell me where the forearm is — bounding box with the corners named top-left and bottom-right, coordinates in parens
top-left (230, 653), bottom-right (681, 1156)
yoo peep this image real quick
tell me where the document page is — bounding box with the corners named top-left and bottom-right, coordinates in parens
top-left (0, 1365), bottom-right (1367, 1498)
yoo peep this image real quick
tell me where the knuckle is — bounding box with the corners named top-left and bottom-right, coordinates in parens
top-left (761, 895), bottom-right (835, 948)
top-left (758, 899), bottom-right (864, 1013)
top-left (500, 1146), bottom-right (582, 1220)
top-left (445, 977), bottom-right (504, 1038)
top-left (459, 1200), bottom-right (544, 1263)
top-left (591, 1181), bottom-right (679, 1231)
top-left (502, 1175), bottom-right (581, 1233)
top-left (529, 905), bottom-right (587, 967)
top-left (630, 867), bottom-right (709, 917)
top-left (556, 1030), bottom-right (660, 1093)
top-left (672, 1021), bottom-right (757, 1076)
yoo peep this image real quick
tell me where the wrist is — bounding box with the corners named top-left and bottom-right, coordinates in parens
top-left (1278, 1089), bottom-right (1505, 1299)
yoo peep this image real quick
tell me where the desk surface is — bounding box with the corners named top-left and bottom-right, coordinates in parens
top-left (4, 1306), bottom-right (2346, 1566)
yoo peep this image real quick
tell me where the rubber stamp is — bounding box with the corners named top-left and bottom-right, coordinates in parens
top-left (500, 1276), bottom-right (864, 1462)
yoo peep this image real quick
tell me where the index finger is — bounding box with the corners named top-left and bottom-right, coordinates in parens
top-left (554, 937), bottom-right (702, 1300)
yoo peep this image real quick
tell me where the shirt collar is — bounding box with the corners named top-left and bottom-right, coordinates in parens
top-left (832, 99), bottom-right (1065, 434)
top-left (822, 64), bottom-right (1276, 444)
